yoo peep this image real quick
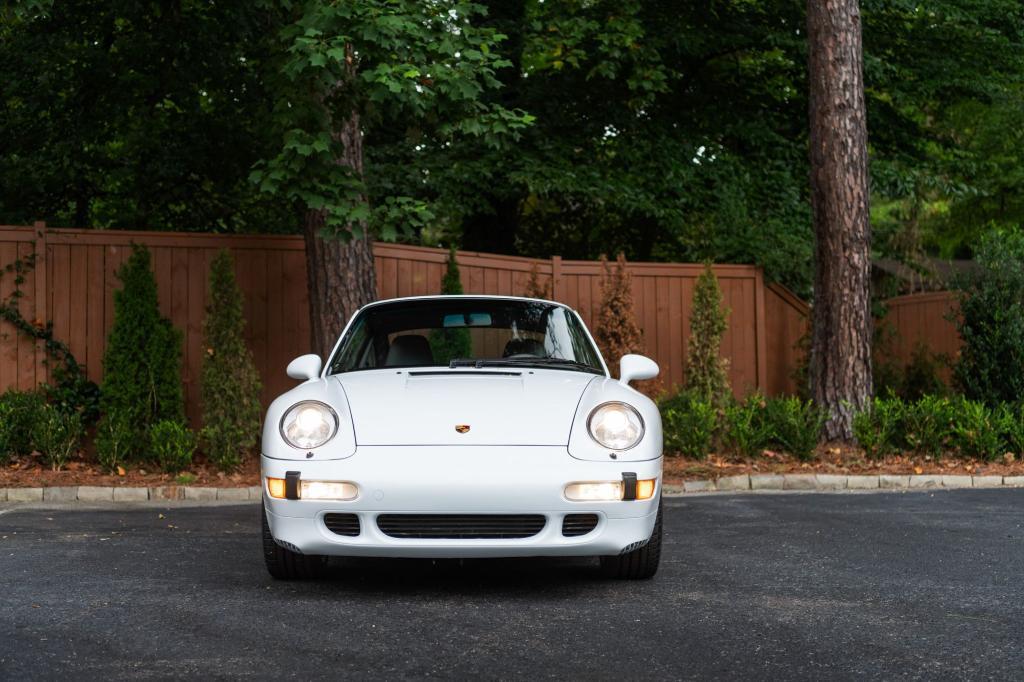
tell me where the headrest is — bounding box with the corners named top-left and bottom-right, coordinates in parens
top-left (385, 334), bottom-right (435, 367)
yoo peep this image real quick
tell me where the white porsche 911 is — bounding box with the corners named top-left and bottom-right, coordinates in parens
top-left (261, 295), bottom-right (663, 579)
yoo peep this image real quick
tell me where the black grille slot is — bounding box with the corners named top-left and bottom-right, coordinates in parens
top-left (376, 514), bottom-right (546, 539)
top-left (323, 513), bottom-right (361, 537)
top-left (562, 514), bottom-right (599, 537)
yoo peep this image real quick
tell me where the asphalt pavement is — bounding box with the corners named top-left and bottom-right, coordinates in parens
top-left (1, 489), bottom-right (1022, 680)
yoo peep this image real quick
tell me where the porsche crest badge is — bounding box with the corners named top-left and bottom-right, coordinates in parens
top-left (455, 424), bottom-right (471, 434)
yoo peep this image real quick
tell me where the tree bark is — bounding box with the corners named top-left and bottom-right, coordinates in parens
top-left (806, 0), bottom-right (873, 441)
top-left (303, 54), bottom-right (377, 358)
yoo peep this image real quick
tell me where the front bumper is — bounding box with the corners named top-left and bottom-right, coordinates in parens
top-left (261, 447), bottom-right (662, 558)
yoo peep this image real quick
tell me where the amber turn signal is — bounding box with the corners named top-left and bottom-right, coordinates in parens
top-left (266, 477), bottom-right (287, 499)
top-left (636, 478), bottom-right (657, 500)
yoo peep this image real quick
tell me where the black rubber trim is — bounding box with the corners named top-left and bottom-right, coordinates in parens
top-left (285, 471), bottom-right (300, 500)
top-left (622, 472), bottom-right (637, 501)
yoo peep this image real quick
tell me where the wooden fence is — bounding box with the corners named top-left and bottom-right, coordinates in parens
top-left (882, 291), bottom-right (960, 374)
top-left (0, 224), bottom-right (811, 425)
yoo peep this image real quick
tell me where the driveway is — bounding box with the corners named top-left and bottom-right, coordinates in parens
top-left (1, 490), bottom-right (1022, 679)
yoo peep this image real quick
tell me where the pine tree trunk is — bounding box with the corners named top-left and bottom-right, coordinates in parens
top-left (806, 0), bottom-right (873, 441)
top-left (303, 60), bottom-right (377, 359)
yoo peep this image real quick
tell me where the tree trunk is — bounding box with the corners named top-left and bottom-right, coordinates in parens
top-left (806, 0), bottom-right (873, 441)
top-left (303, 98), bottom-right (377, 359)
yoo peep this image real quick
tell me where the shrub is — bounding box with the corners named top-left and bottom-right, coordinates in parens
top-left (685, 264), bottom-right (731, 406)
top-left (200, 250), bottom-right (262, 472)
top-left (594, 253), bottom-right (645, 375)
top-left (150, 420), bottom-right (196, 473)
top-left (524, 262), bottom-right (552, 299)
top-left (900, 344), bottom-right (948, 400)
top-left (428, 247), bottom-right (472, 365)
top-left (765, 397), bottom-right (825, 461)
top-left (951, 399), bottom-right (1006, 461)
top-left (31, 403), bottom-right (83, 471)
top-left (1001, 402), bottom-right (1024, 458)
top-left (852, 397), bottom-right (904, 458)
top-left (96, 414), bottom-right (133, 472)
top-left (660, 390), bottom-right (717, 459)
top-left (903, 395), bottom-right (956, 457)
top-left (722, 394), bottom-right (770, 458)
top-left (951, 230), bottom-right (1024, 404)
top-left (0, 389), bottom-right (46, 459)
top-left (96, 245), bottom-right (184, 462)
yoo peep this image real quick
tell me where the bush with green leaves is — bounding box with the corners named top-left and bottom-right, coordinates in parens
top-left (95, 413), bottom-right (133, 472)
top-left (952, 230), bottom-right (1024, 404)
top-left (31, 402), bottom-right (83, 471)
top-left (428, 247), bottom-right (472, 365)
top-left (902, 395), bottom-right (956, 457)
top-left (852, 397), bottom-right (904, 458)
top-left (685, 264), bottom-right (731, 407)
top-left (764, 397), bottom-right (825, 461)
top-left (150, 420), bottom-right (196, 473)
top-left (660, 390), bottom-right (717, 459)
top-left (0, 389), bottom-right (46, 460)
top-left (1000, 402), bottom-right (1024, 458)
top-left (952, 399), bottom-right (1006, 461)
top-left (96, 245), bottom-right (184, 464)
top-left (199, 250), bottom-right (262, 472)
top-left (722, 394), bottom-right (770, 458)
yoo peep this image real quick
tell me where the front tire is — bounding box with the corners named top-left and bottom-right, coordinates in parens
top-left (262, 505), bottom-right (327, 579)
top-left (599, 497), bottom-right (662, 579)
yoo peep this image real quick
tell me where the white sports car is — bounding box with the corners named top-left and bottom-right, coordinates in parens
top-left (260, 295), bottom-right (663, 579)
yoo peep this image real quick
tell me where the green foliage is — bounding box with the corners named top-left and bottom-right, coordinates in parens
top-left (852, 398), bottom-right (904, 459)
top-left (150, 420), bottom-right (196, 474)
top-left (1000, 402), bottom-right (1024, 458)
top-left (31, 403), bottom-right (82, 471)
top-left (952, 230), bottom-right (1024, 404)
top-left (764, 398), bottom-right (825, 462)
top-left (0, 389), bottom-right (46, 459)
top-left (96, 245), bottom-right (184, 463)
top-left (899, 344), bottom-right (948, 401)
top-left (95, 414), bottom-right (133, 473)
top-left (199, 250), bottom-right (262, 472)
top-left (722, 394), bottom-right (770, 458)
top-left (659, 390), bottom-right (717, 460)
top-left (951, 399), bottom-right (1007, 462)
top-left (685, 264), bottom-right (730, 406)
top-left (428, 247), bottom-right (472, 365)
top-left (595, 254), bottom-right (645, 375)
top-left (903, 395), bottom-right (956, 457)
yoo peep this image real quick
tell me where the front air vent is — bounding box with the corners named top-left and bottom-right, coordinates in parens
top-left (323, 513), bottom-right (361, 537)
top-left (376, 514), bottom-right (545, 539)
top-left (562, 514), bottom-right (599, 537)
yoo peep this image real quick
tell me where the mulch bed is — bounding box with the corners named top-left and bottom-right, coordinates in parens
top-left (662, 445), bottom-right (1024, 485)
top-left (1, 453), bottom-right (261, 488)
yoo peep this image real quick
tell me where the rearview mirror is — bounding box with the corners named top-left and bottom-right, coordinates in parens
top-left (287, 354), bottom-right (322, 381)
top-left (619, 354), bottom-right (659, 386)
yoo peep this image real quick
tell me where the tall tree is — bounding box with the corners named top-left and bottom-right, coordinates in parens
top-left (254, 1), bottom-right (530, 356)
top-left (806, 0), bottom-right (872, 441)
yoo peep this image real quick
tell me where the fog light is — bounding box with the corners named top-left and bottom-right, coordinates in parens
top-left (636, 478), bottom-right (657, 500)
top-left (564, 482), bottom-right (623, 501)
top-left (266, 477), bottom-right (286, 499)
top-left (299, 480), bottom-right (358, 501)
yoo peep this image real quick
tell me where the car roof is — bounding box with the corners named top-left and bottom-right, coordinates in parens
top-left (357, 294), bottom-right (571, 312)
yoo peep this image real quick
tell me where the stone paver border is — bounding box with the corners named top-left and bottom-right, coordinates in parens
top-left (660, 473), bottom-right (1024, 496)
top-left (0, 475), bottom-right (1022, 504)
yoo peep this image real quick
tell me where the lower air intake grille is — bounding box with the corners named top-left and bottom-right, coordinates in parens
top-left (376, 514), bottom-right (546, 539)
top-left (323, 513), bottom-right (361, 537)
top-left (562, 514), bottom-right (599, 537)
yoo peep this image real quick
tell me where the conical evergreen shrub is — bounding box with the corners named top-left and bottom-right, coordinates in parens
top-left (200, 250), bottom-right (262, 471)
top-left (595, 253), bottom-right (645, 377)
top-left (429, 247), bottom-right (472, 365)
top-left (685, 263), bottom-right (731, 406)
top-left (96, 245), bottom-right (184, 467)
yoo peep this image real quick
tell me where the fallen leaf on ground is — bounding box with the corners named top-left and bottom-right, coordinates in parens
top-left (116, 466), bottom-right (126, 477)
top-left (914, 466), bottom-right (923, 474)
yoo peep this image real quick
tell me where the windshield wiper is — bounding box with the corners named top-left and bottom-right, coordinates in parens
top-left (448, 357), bottom-right (599, 372)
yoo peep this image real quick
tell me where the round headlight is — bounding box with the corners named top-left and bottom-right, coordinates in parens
top-left (280, 401), bottom-right (338, 450)
top-left (587, 402), bottom-right (644, 450)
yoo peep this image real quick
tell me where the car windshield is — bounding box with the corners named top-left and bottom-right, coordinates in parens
top-left (327, 298), bottom-right (605, 375)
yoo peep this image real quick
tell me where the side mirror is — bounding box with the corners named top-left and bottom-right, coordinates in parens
top-left (619, 354), bottom-right (659, 386)
top-left (287, 354), bottom-right (323, 381)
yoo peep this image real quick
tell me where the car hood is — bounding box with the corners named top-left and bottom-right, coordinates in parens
top-left (336, 369), bottom-right (598, 446)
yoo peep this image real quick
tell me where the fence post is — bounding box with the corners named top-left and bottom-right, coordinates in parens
top-left (551, 255), bottom-right (563, 301)
top-left (754, 267), bottom-right (769, 393)
top-left (32, 221), bottom-right (48, 385)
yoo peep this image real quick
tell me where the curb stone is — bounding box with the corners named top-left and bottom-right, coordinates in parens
top-left (43, 486), bottom-right (78, 502)
top-left (184, 487), bottom-right (218, 501)
top-left (908, 475), bottom-right (942, 489)
top-left (112, 487), bottom-right (148, 502)
top-left (880, 475), bottom-right (911, 489)
top-left (216, 488), bottom-right (249, 502)
top-left (942, 475), bottom-right (972, 488)
top-left (783, 474), bottom-right (817, 491)
top-left (1005, 476), bottom-right (1024, 487)
top-left (150, 486), bottom-right (184, 501)
top-left (716, 475), bottom-right (750, 491)
top-left (847, 475), bottom-right (879, 489)
top-left (750, 475), bottom-right (784, 490)
top-left (8, 487), bottom-right (42, 503)
top-left (816, 474), bottom-right (848, 490)
top-left (973, 475), bottom-right (1002, 488)
top-left (248, 486), bottom-right (263, 501)
top-left (77, 486), bottom-right (113, 502)
top-left (683, 479), bottom-right (716, 493)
